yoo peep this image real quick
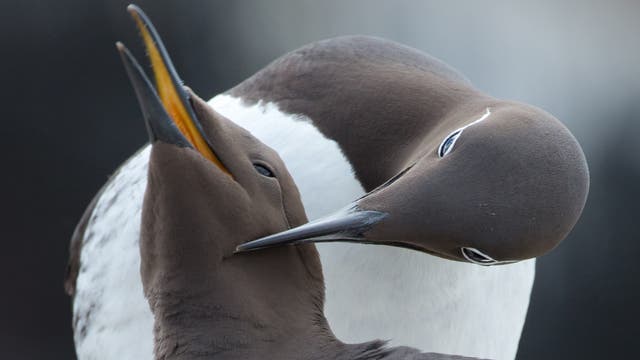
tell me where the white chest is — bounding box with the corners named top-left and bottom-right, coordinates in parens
top-left (74, 146), bottom-right (154, 360)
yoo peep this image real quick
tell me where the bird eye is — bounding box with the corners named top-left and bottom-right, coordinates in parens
top-left (461, 247), bottom-right (497, 265)
top-left (253, 164), bottom-right (275, 177)
top-left (438, 130), bottom-right (462, 157)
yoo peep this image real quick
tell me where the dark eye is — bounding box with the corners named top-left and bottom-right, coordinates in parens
top-left (461, 247), bottom-right (497, 265)
top-left (438, 130), bottom-right (462, 157)
top-left (253, 164), bottom-right (275, 177)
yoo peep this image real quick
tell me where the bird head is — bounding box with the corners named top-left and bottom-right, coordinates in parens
top-left (239, 99), bottom-right (590, 265)
top-left (117, 4), bottom-right (321, 301)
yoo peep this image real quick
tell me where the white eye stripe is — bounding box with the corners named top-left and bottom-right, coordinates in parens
top-left (466, 107), bottom-right (492, 127)
top-left (438, 107), bottom-right (491, 157)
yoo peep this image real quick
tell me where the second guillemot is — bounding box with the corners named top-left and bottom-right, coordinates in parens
top-left (221, 32), bottom-right (589, 360)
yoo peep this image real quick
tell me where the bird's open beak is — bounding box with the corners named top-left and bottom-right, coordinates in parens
top-left (117, 4), bottom-right (230, 176)
top-left (236, 205), bottom-right (387, 252)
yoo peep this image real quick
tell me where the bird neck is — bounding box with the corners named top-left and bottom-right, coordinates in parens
top-left (139, 147), bottom-right (343, 358)
top-left (149, 288), bottom-right (458, 360)
top-left (147, 271), bottom-right (394, 360)
top-left (228, 36), bottom-right (486, 189)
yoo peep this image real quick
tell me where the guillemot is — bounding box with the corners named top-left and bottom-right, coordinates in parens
top-left (221, 36), bottom-right (589, 359)
top-left (120, 36), bottom-right (481, 359)
top-left (65, 5), bottom-right (589, 360)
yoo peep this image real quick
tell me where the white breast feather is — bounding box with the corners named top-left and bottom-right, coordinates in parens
top-left (74, 146), bottom-right (153, 360)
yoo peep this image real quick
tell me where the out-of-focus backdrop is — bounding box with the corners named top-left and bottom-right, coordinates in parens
top-left (1, 0), bottom-right (637, 358)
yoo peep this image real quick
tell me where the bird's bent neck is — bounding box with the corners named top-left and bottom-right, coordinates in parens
top-left (146, 263), bottom-right (399, 360)
top-left (228, 36), bottom-right (490, 189)
top-left (150, 294), bottom-right (426, 360)
top-left (148, 291), bottom-right (324, 360)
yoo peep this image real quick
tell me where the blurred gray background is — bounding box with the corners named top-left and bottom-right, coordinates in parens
top-left (1, 0), bottom-right (637, 358)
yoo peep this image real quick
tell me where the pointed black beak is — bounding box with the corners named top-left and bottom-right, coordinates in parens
top-left (117, 4), bottom-right (232, 175)
top-left (235, 205), bottom-right (387, 252)
top-left (117, 42), bottom-right (192, 147)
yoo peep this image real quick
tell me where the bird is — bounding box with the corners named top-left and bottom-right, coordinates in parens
top-left (65, 5), bottom-right (589, 360)
top-left (214, 33), bottom-right (590, 360)
top-left (119, 35), bottom-right (482, 360)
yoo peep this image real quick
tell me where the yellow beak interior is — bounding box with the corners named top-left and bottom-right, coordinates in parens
top-left (129, 8), bottom-right (231, 176)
